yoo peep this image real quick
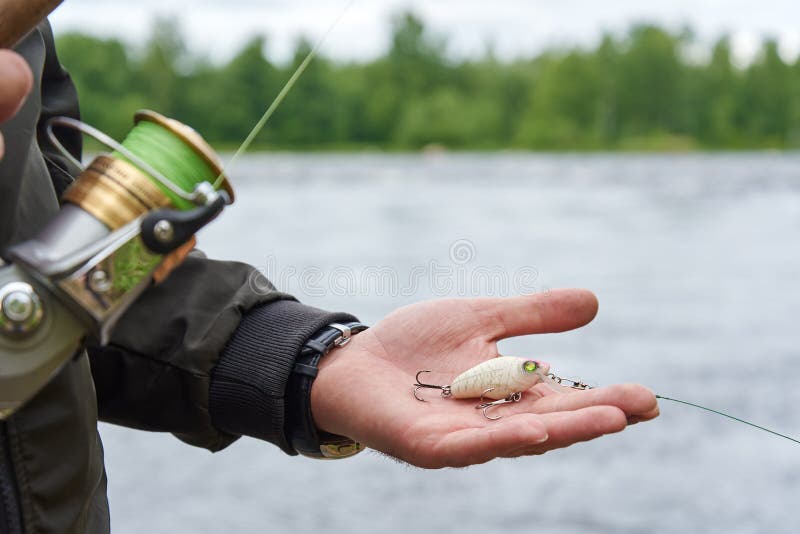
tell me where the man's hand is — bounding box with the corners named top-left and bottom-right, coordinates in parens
top-left (312, 289), bottom-right (658, 468)
top-left (0, 49), bottom-right (33, 159)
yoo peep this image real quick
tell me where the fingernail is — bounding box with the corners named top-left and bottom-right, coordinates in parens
top-left (527, 419), bottom-right (548, 444)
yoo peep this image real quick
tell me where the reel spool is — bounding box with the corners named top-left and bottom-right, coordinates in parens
top-left (58, 110), bottom-right (235, 228)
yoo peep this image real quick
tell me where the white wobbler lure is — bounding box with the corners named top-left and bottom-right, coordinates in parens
top-left (413, 357), bottom-right (553, 419)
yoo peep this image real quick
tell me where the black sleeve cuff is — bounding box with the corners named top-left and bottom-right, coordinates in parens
top-left (209, 300), bottom-right (358, 454)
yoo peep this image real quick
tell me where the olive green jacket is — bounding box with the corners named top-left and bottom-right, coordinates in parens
top-left (0, 23), bottom-right (355, 534)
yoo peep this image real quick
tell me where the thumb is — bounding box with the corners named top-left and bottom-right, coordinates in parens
top-left (479, 288), bottom-right (600, 341)
top-left (0, 50), bottom-right (33, 123)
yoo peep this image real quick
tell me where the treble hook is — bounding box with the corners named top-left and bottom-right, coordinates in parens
top-left (413, 370), bottom-right (453, 401)
top-left (475, 389), bottom-right (523, 420)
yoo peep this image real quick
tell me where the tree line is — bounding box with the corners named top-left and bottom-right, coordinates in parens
top-left (55, 13), bottom-right (800, 151)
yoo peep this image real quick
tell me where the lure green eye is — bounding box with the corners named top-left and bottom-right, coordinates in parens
top-left (523, 360), bottom-right (538, 374)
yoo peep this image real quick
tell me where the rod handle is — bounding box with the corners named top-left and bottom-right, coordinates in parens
top-left (0, 0), bottom-right (64, 49)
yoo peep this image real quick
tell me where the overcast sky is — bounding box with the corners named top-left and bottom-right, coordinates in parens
top-left (50, 1), bottom-right (800, 64)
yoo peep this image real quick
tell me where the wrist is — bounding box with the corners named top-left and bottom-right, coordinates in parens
top-left (210, 300), bottom-right (358, 455)
top-left (310, 337), bottom-right (361, 436)
top-left (285, 322), bottom-right (367, 459)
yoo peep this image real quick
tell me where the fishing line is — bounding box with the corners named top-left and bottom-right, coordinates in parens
top-left (215, 0), bottom-right (357, 189)
top-left (656, 395), bottom-right (800, 445)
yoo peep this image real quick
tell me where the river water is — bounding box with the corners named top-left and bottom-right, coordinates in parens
top-left (100, 153), bottom-right (800, 533)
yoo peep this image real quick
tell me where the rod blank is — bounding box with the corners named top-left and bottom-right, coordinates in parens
top-left (0, 0), bottom-right (64, 49)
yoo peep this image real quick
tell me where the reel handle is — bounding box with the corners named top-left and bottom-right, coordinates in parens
top-left (0, 0), bottom-right (64, 48)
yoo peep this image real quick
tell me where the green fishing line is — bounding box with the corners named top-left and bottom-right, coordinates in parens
top-left (656, 395), bottom-right (800, 445)
top-left (113, 121), bottom-right (217, 211)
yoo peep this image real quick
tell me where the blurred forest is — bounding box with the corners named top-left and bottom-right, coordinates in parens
top-left (55, 12), bottom-right (800, 151)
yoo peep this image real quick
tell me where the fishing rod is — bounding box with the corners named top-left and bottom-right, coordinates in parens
top-left (0, 109), bottom-right (235, 418)
top-left (0, 0), bottom-right (237, 420)
top-left (0, 0), bottom-right (64, 48)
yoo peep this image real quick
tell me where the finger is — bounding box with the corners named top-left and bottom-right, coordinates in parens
top-left (478, 288), bottom-right (599, 341)
top-left (528, 383), bottom-right (658, 418)
top-left (0, 50), bottom-right (33, 122)
top-left (510, 406), bottom-right (628, 457)
top-left (423, 414), bottom-right (548, 468)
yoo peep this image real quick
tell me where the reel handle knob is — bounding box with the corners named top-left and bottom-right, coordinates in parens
top-left (140, 193), bottom-right (228, 255)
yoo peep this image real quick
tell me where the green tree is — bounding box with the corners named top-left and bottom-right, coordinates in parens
top-left (363, 12), bottom-right (450, 146)
top-left (135, 17), bottom-right (185, 115)
top-left (594, 34), bottom-right (622, 145)
top-left (615, 25), bottom-right (688, 137)
top-left (456, 54), bottom-right (535, 145)
top-left (514, 50), bottom-right (603, 149)
top-left (395, 88), bottom-right (504, 148)
top-left (698, 37), bottom-right (740, 146)
top-left (53, 13), bottom-right (800, 152)
top-left (180, 37), bottom-right (279, 145)
top-left (270, 38), bottom-right (349, 147)
top-left (56, 33), bottom-right (146, 139)
top-left (788, 57), bottom-right (800, 147)
top-left (741, 40), bottom-right (793, 146)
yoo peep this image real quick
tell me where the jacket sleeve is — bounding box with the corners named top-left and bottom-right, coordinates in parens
top-left (89, 255), bottom-right (358, 453)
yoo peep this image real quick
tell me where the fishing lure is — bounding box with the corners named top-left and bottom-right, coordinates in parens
top-left (413, 356), bottom-right (585, 419)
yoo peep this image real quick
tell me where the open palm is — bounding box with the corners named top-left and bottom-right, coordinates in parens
top-left (312, 289), bottom-right (658, 468)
